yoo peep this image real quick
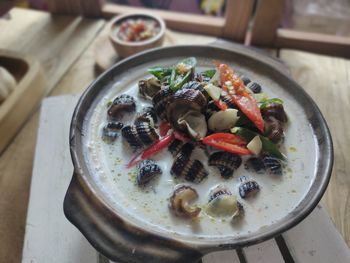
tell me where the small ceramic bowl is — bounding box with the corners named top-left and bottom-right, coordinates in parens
top-left (109, 13), bottom-right (166, 58)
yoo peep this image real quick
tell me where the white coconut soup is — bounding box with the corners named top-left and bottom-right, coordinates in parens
top-left (82, 58), bottom-right (318, 242)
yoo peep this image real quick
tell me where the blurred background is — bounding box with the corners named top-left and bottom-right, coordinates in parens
top-left (3, 0), bottom-right (350, 37)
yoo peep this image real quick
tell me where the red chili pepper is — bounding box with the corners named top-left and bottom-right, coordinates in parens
top-left (159, 121), bottom-right (172, 137)
top-left (203, 133), bottom-right (247, 145)
top-left (202, 133), bottom-right (251, 155)
top-left (127, 133), bottom-right (175, 168)
top-left (214, 99), bottom-right (228, 111)
top-left (133, 21), bottom-right (145, 34)
top-left (141, 133), bottom-right (174, 159)
top-left (217, 63), bottom-right (264, 133)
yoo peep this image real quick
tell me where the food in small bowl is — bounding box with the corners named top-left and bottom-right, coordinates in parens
top-left (109, 13), bottom-right (165, 58)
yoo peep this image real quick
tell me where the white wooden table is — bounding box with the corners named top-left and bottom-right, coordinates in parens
top-left (21, 96), bottom-right (350, 263)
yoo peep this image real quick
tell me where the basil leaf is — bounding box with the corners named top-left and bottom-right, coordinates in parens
top-left (232, 127), bottom-right (256, 141)
top-left (259, 136), bottom-right (286, 160)
top-left (260, 98), bottom-right (284, 109)
top-left (147, 66), bottom-right (172, 80)
top-left (202, 69), bottom-right (216, 78)
top-left (232, 127), bottom-right (286, 160)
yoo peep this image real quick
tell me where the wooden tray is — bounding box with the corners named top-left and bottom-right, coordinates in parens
top-left (0, 49), bottom-right (45, 153)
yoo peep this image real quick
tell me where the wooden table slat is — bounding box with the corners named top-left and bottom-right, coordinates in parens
top-left (0, 8), bottom-right (104, 262)
top-left (22, 96), bottom-right (99, 263)
top-left (280, 50), bottom-right (350, 247)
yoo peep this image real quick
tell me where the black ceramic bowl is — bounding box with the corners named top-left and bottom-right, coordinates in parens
top-left (64, 44), bottom-right (333, 263)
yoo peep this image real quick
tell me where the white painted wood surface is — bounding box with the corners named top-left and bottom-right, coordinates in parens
top-left (202, 250), bottom-right (240, 263)
top-left (22, 96), bottom-right (350, 263)
top-left (22, 95), bottom-right (99, 263)
top-left (244, 239), bottom-right (285, 263)
top-left (284, 205), bottom-right (350, 262)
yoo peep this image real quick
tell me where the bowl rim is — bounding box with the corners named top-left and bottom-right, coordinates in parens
top-left (108, 12), bottom-right (166, 47)
top-left (67, 44), bottom-right (333, 251)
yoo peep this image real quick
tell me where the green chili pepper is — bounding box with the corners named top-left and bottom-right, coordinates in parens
top-left (170, 57), bottom-right (197, 91)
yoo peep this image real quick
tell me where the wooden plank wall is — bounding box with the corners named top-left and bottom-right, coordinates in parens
top-left (47, 0), bottom-right (102, 17)
top-left (250, 0), bottom-right (285, 46)
top-left (102, 3), bottom-right (225, 36)
top-left (46, 0), bottom-right (350, 57)
top-left (222, 0), bottom-right (255, 41)
top-left (276, 29), bottom-right (350, 58)
top-left (47, 0), bottom-right (255, 41)
top-left (102, 0), bottom-right (255, 41)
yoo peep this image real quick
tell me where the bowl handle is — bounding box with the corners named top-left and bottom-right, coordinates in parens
top-left (64, 172), bottom-right (206, 263)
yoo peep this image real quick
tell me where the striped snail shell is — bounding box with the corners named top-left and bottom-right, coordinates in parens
top-left (246, 82), bottom-right (262, 94)
top-left (138, 77), bottom-right (161, 100)
top-left (240, 75), bottom-right (251, 86)
top-left (264, 116), bottom-right (284, 143)
top-left (101, 121), bottom-right (124, 143)
top-left (168, 139), bottom-right (184, 156)
top-left (263, 155), bottom-right (283, 175)
top-left (170, 143), bottom-right (208, 183)
top-left (245, 155), bottom-right (283, 175)
top-left (208, 151), bottom-right (242, 178)
top-left (121, 122), bottom-right (159, 148)
top-left (245, 157), bottom-right (265, 174)
top-left (169, 185), bottom-right (201, 218)
top-left (206, 185), bottom-right (243, 219)
top-left (135, 106), bottom-right (158, 127)
top-left (152, 86), bottom-right (173, 120)
top-left (107, 94), bottom-right (136, 120)
top-left (238, 176), bottom-right (260, 198)
top-left (137, 159), bottom-right (162, 186)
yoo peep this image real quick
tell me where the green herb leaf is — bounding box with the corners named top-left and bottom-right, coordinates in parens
top-left (231, 127), bottom-right (286, 160)
top-left (173, 71), bottom-right (191, 91)
top-left (259, 136), bottom-right (286, 160)
top-left (147, 66), bottom-right (172, 80)
top-left (202, 69), bottom-right (216, 78)
top-left (260, 98), bottom-right (284, 109)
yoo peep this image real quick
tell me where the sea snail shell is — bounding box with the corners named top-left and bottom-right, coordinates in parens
top-left (169, 185), bottom-right (201, 218)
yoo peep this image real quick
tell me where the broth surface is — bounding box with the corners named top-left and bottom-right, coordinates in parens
top-left (82, 58), bottom-right (318, 241)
